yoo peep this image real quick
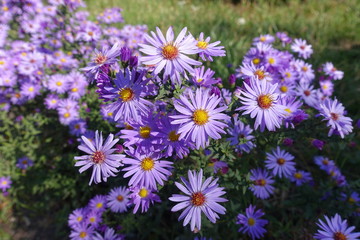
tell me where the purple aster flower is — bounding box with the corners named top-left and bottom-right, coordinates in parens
top-left (69, 223), bottom-right (95, 240)
top-left (226, 115), bottom-right (256, 153)
top-left (69, 119), bottom-right (87, 137)
top-left (322, 62), bottom-right (344, 80)
top-left (318, 98), bottom-right (353, 138)
top-left (20, 82), bottom-right (41, 99)
top-left (249, 168), bottom-right (275, 199)
top-left (89, 195), bottom-right (107, 213)
top-left (101, 68), bottom-right (153, 122)
top-left (107, 186), bottom-right (130, 213)
top-left (209, 159), bottom-right (229, 175)
top-left (294, 60), bottom-right (315, 82)
top-left (253, 34), bottom-right (275, 45)
top-left (190, 66), bottom-right (219, 87)
top-left (74, 130), bottom-right (126, 185)
top-left (289, 170), bottom-right (312, 186)
top-left (196, 32), bottom-right (226, 61)
top-left (312, 139), bottom-right (325, 150)
top-left (169, 169), bottom-right (227, 231)
top-left (170, 87), bottom-right (230, 149)
top-left (0, 176), bottom-right (11, 192)
top-left (122, 148), bottom-right (173, 189)
top-left (236, 79), bottom-right (287, 132)
top-left (81, 42), bottom-right (120, 78)
top-left (278, 96), bottom-right (304, 128)
top-left (314, 214), bottom-right (360, 240)
top-left (265, 146), bottom-right (296, 178)
top-left (341, 192), bottom-right (360, 206)
top-left (97, 8), bottom-right (124, 24)
top-left (93, 227), bottom-right (122, 240)
top-left (85, 210), bottom-right (102, 228)
top-left (16, 156), bottom-right (34, 170)
top-left (276, 32), bottom-right (292, 46)
top-left (236, 205), bottom-right (268, 240)
top-left (44, 94), bottom-right (60, 110)
top-left (139, 26), bottom-right (201, 81)
top-left (237, 63), bottom-right (273, 82)
top-left (291, 38), bottom-right (313, 59)
top-left (320, 80), bottom-right (334, 96)
top-left (296, 81), bottom-right (318, 108)
top-left (314, 156), bottom-right (336, 171)
top-left (47, 74), bottom-right (70, 94)
top-left (68, 207), bottom-right (87, 229)
top-left (129, 186), bottom-right (161, 214)
top-left (158, 114), bottom-right (194, 159)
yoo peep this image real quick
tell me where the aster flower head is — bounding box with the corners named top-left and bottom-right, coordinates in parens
top-left (107, 186), bottom-right (130, 213)
top-left (236, 79), bottom-right (287, 132)
top-left (341, 192), bottom-right (360, 206)
top-left (314, 214), bottom-right (360, 240)
top-left (68, 207), bottom-right (87, 229)
top-left (291, 38), bottom-right (313, 59)
top-left (276, 32), bottom-right (292, 46)
top-left (0, 176), bottom-right (11, 192)
top-left (122, 147), bottom-right (173, 189)
top-left (74, 130), bottom-right (126, 185)
top-left (16, 156), bottom-right (34, 170)
top-left (93, 227), bottom-right (122, 240)
top-left (190, 66), bottom-right (219, 87)
top-left (170, 87), bottom-right (230, 149)
top-left (89, 195), bottom-right (107, 213)
top-left (129, 186), bottom-right (161, 214)
top-left (236, 205), bottom-right (268, 240)
top-left (318, 98), bottom-right (353, 138)
top-left (323, 62), bottom-right (344, 80)
top-left (226, 115), bottom-right (256, 153)
top-left (320, 80), bottom-right (334, 96)
top-left (169, 169), bottom-right (227, 231)
top-left (265, 146), bottom-right (296, 178)
top-left (101, 68), bottom-right (153, 122)
top-left (249, 168), bottom-right (275, 199)
top-left (314, 156), bottom-right (336, 171)
top-left (85, 210), bottom-right (102, 228)
top-left (44, 94), bottom-right (60, 110)
top-left (290, 170), bottom-right (313, 186)
top-left (196, 32), bottom-right (226, 61)
top-left (139, 26), bottom-right (201, 81)
top-left (69, 223), bottom-right (95, 240)
top-left (237, 63), bottom-right (273, 82)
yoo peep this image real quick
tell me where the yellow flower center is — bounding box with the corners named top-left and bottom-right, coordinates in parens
top-left (76, 216), bottom-right (82, 222)
top-left (79, 232), bottom-right (87, 238)
top-left (193, 109), bottom-right (209, 125)
top-left (139, 188), bottom-right (148, 198)
top-left (51, 99), bottom-right (57, 104)
top-left (107, 112), bottom-right (113, 116)
top-left (260, 36), bottom-right (266, 42)
top-left (285, 72), bottom-right (291, 78)
top-left (139, 126), bottom-right (151, 138)
top-left (196, 78), bottom-right (203, 83)
top-left (254, 179), bottom-right (266, 186)
top-left (63, 112), bottom-right (70, 118)
top-left (257, 95), bottom-right (273, 109)
top-left (248, 217), bottom-right (256, 226)
top-left (254, 70), bottom-right (265, 80)
top-left (37, 71), bottom-right (42, 75)
top-left (89, 217), bottom-right (95, 223)
top-left (322, 85), bottom-right (328, 90)
top-left (117, 195), bottom-right (124, 202)
top-left (191, 192), bottom-right (206, 206)
top-left (56, 81), bottom-right (62, 86)
top-left (197, 41), bottom-right (208, 49)
top-left (285, 108), bottom-right (292, 113)
top-left (74, 124), bottom-right (80, 129)
top-left (119, 88), bottom-right (134, 102)
top-left (71, 88), bottom-right (78, 92)
top-left (301, 66), bottom-right (308, 72)
top-left (0, 60), bottom-right (5, 65)
top-left (280, 86), bottom-right (288, 93)
top-left (3, 6), bottom-right (8, 11)
top-left (162, 44), bottom-right (179, 60)
top-left (168, 130), bottom-right (180, 142)
top-left (28, 87), bottom-right (34, 92)
top-left (252, 58), bottom-right (260, 65)
top-left (268, 57), bottom-right (275, 64)
top-left (2, 181), bottom-right (7, 185)
top-left (277, 158), bottom-right (286, 165)
top-left (294, 172), bottom-right (303, 179)
top-left (96, 202), bottom-right (103, 208)
top-left (141, 157), bottom-right (155, 171)
top-left (60, 58), bottom-right (66, 63)
top-left (21, 52), bottom-right (27, 56)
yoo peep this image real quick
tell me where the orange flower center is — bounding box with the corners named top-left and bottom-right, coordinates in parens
top-left (254, 179), bottom-right (266, 186)
top-left (162, 44), bottom-right (179, 60)
top-left (95, 54), bottom-right (107, 65)
top-left (254, 70), bottom-right (265, 80)
top-left (257, 95), bottom-right (273, 109)
top-left (277, 158), bottom-right (285, 165)
top-left (117, 195), bottom-right (124, 202)
top-left (191, 192), bottom-right (206, 206)
top-left (119, 88), bottom-right (135, 102)
top-left (168, 130), bottom-right (180, 142)
top-left (303, 90), bottom-right (311, 96)
top-left (334, 232), bottom-right (347, 240)
top-left (79, 232), bottom-right (87, 238)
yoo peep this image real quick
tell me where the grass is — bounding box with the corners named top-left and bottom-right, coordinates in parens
top-left (85, 0), bottom-right (360, 117)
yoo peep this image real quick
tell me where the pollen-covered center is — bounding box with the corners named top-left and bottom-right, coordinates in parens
top-left (331, 112), bottom-right (339, 121)
top-left (79, 232), bottom-right (87, 238)
top-left (268, 57), bottom-right (275, 64)
top-left (294, 172), bottom-right (303, 179)
top-left (76, 216), bottom-right (82, 222)
top-left (197, 41), bottom-right (208, 49)
top-left (139, 188), bottom-right (148, 198)
top-left (304, 90), bottom-right (311, 96)
top-left (348, 197), bottom-right (356, 204)
top-left (254, 179), bottom-right (266, 186)
top-left (193, 109), bottom-right (209, 125)
top-left (191, 192), bottom-right (206, 206)
top-left (277, 158), bottom-right (286, 165)
top-left (168, 130), bottom-right (180, 142)
top-left (117, 195), bottom-right (124, 202)
top-left (257, 94), bottom-right (273, 109)
top-left (119, 87), bottom-right (135, 102)
top-left (56, 81), bottom-right (62, 86)
top-left (92, 151), bottom-right (105, 164)
top-left (22, 160), bottom-right (28, 164)
top-left (252, 58), bottom-right (260, 65)
top-left (141, 157), bottom-right (155, 171)
top-left (334, 232), bottom-right (347, 240)
top-left (139, 126), bottom-right (151, 138)
top-left (162, 44), bottom-right (179, 60)
top-left (95, 53), bottom-right (107, 65)
top-left (254, 70), bottom-right (265, 80)
top-left (96, 202), bottom-right (103, 208)
top-left (280, 86), bottom-right (288, 93)
top-left (247, 217), bottom-right (256, 226)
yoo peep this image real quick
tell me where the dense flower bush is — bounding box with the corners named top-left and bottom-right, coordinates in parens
top-left (0, 0), bottom-right (359, 239)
